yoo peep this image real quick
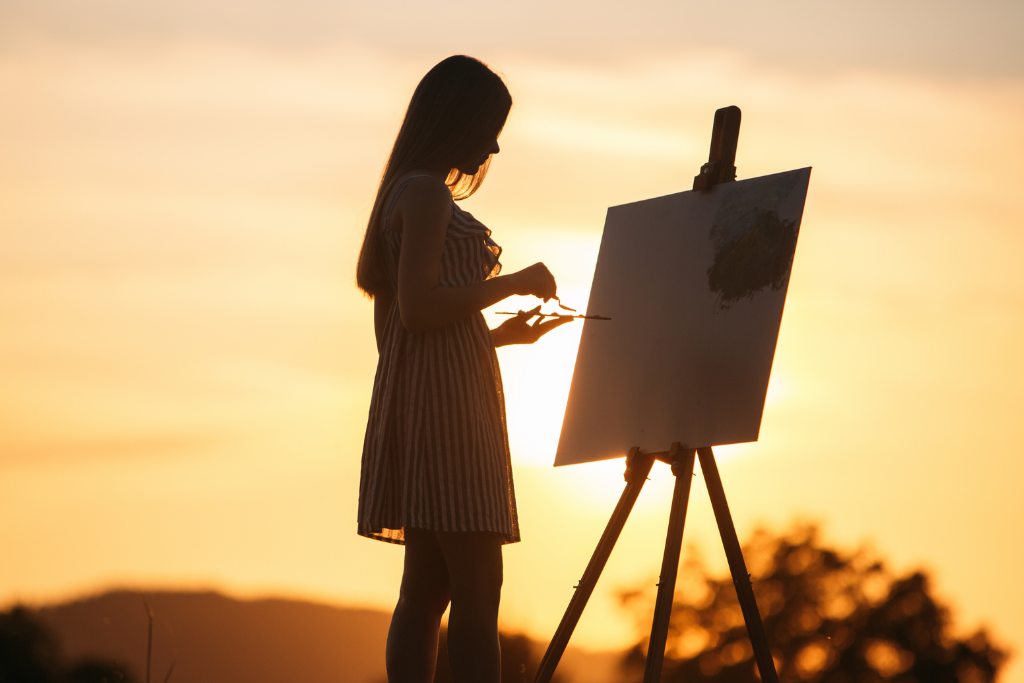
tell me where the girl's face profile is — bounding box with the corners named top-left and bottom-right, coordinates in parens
top-left (456, 136), bottom-right (501, 176)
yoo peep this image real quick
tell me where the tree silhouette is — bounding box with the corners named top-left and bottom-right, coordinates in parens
top-left (619, 524), bottom-right (1008, 683)
top-left (0, 606), bottom-right (136, 683)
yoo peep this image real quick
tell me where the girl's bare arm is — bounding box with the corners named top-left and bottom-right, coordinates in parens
top-left (395, 177), bottom-right (556, 333)
top-left (373, 289), bottom-right (395, 352)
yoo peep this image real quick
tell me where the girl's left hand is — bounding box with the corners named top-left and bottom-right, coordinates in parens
top-left (491, 305), bottom-right (574, 347)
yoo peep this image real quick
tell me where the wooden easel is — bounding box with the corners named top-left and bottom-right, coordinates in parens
top-left (533, 107), bottom-right (781, 683)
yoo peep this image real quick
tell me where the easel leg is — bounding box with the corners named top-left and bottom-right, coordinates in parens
top-left (533, 448), bottom-right (655, 683)
top-left (697, 447), bottom-right (780, 683)
top-left (643, 445), bottom-right (696, 683)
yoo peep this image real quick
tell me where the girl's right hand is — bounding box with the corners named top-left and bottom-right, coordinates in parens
top-left (513, 262), bottom-right (557, 301)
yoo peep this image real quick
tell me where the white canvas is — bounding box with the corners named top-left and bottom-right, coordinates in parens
top-left (554, 168), bottom-right (812, 466)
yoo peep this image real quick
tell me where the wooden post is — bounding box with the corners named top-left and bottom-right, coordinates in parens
top-left (533, 445), bottom-right (781, 683)
top-left (533, 448), bottom-right (655, 683)
top-left (697, 447), bottom-right (779, 683)
top-left (643, 444), bottom-right (696, 683)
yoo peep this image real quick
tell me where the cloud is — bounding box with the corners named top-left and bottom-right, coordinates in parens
top-left (0, 434), bottom-right (223, 466)
top-left (1, 0), bottom-right (1022, 79)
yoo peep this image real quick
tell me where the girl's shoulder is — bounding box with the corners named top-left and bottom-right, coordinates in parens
top-left (388, 172), bottom-right (453, 234)
top-left (392, 172), bottom-right (451, 208)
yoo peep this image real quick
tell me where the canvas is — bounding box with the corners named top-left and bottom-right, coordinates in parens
top-left (555, 168), bottom-right (812, 466)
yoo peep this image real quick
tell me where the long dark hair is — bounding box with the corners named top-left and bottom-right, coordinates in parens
top-left (356, 55), bottom-right (513, 298)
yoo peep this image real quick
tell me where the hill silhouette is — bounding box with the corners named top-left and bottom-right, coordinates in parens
top-left (27, 590), bottom-right (620, 683)
top-left (35, 591), bottom-right (391, 683)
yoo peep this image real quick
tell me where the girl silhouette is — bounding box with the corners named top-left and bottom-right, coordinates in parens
top-left (356, 55), bottom-right (571, 683)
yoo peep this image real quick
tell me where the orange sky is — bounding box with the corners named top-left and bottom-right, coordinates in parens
top-left (2, 3), bottom-right (1023, 680)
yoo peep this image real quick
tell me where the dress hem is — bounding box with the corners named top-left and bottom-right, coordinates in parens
top-left (357, 524), bottom-right (522, 546)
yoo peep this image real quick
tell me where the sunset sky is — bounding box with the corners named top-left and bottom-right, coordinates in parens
top-left (2, 0), bottom-right (1023, 680)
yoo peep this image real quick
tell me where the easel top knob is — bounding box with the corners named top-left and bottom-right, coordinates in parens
top-left (693, 105), bottom-right (741, 191)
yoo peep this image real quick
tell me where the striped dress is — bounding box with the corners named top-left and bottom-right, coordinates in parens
top-left (357, 177), bottom-right (521, 545)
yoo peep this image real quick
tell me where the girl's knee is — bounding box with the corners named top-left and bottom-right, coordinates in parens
top-left (399, 578), bottom-right (450, 618)
top-left (448, 573), bottom-right (501, 619)
top-left (437, 531), bottom-right (503, 615)
top-left (399, 527), bottom-right (452, 616)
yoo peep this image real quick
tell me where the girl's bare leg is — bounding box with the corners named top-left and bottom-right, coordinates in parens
top-left (386, 528), bottom-right (451, 683)
top-left (436, 531), bottom-right (504, 683)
